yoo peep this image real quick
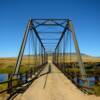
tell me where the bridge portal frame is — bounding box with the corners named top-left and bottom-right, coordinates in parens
top-left (14, 18), bottom-right (87, 84)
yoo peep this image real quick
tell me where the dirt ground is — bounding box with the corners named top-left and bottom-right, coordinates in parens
top-left (15, 61), bottom-right (100, 100)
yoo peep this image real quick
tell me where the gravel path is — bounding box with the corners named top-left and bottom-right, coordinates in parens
top-left (15, 62), bottom-right (100, 100)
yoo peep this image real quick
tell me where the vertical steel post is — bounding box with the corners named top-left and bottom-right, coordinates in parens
top-left (68, 20), bottom-right (87, 84)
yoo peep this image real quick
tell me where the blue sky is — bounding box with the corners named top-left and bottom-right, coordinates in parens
top-left (0, 0), bottom-right (100, 57)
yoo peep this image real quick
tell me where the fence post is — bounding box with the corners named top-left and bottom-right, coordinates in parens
top-left (18, 73), bottom-right (23, 85)
top-left (25, 72), bottom-right (28, 83)
top-left (95, 75), bottom-right (99, 85)
top-left (7, 74), bottom-right (12, 94)
top-left (30, 68), bottom-right (33, 78)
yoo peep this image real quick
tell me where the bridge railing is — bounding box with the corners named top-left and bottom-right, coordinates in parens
top-left (0, 62), bottom-right (47, 95)
top-left (53, 19), bottom-right (100, 94)
top-left (53, 62), bottom-right (100, 94)
top-left (0, 19), bottom-right (50, 98)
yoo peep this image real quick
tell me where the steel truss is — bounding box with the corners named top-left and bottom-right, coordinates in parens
top-left (14, 18), bottom-right (87, 86)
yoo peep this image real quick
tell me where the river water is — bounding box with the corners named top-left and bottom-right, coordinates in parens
top-left (0, 74), bottom-right (8, 82)
top-left (74, 77), bottom-right (100, 87)
top-left (0, 74), bottom-right (100, 88)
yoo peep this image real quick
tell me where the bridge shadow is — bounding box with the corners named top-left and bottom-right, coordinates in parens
top-left (11, 64), bottom-right (51, 99)
top-left (7, 76), bottom-right (38, 100)
top-left (43, 73), bottom-right (48, 89)
top-left (42, 63), bottom-right (62, 89)
top-left (43, 63), bottom-right (51, 89)
top-left (7, 65), bottom-right (49, 100)
top-left (39, 72), bottom-right (62, 77)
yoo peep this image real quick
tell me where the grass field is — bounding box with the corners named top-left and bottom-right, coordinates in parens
top-left (0, 54), bottom-right (100, 73)
top-left (0, 56), bottom-right (43, 73)
top-left (0, 55), bottom-right (100, 97)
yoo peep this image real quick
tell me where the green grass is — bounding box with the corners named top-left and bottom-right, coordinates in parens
top-left (0, 57), bottom-right (41, 74)
top-left (65, 67), bottom-right (100, 96)
top-left (0, 83), bottom-right (7, 91)
top-left (0, 65), bottom-right (30, 74)
top-left (0, 67), bottom-right (13, 73)
top-left (93, 84), bottom-right (100, 96)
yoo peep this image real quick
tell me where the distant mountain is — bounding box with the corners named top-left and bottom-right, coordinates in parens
top-left (23, 53), bottom-right (98, 59)
top-left (51, 53), bottom-right (93, 57)
top-left (80, 53), bottom-right (93, 57)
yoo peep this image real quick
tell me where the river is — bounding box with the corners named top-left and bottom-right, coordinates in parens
top-left (0, 74), bottom-right (8, 82)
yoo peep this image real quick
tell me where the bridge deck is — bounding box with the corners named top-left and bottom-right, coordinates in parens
top-left (15, 62), bottom-right (100, 100)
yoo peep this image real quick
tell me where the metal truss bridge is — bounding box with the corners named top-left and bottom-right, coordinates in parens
top-left (1, 18), bottom-right (100, 100)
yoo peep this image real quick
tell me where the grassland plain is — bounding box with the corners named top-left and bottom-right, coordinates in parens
top-left (0, 54), bottom-right (100, 73)
top-left (0, 56), bottom-right (43, 73)
top-left (0, 55), bottom-right (100, 98)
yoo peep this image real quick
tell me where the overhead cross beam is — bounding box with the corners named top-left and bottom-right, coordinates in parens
top-left (32, 18), bottom-right (68, 28)
top-left (37, 31), bottom-right (63, 34)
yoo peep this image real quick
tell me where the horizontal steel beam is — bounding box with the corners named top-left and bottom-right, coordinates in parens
top-left (35, 24), bottom-right (65, 28)
top-left (41, 38), bottom-right (59, 40)
top-left (38, 31), bottom-right (62, 34)
top-left (43, 43), bottom-right (57, 44)
top-left (32, 18), bottom-right (68, 21)
top-left (44, 44), bottom-right (57, 45)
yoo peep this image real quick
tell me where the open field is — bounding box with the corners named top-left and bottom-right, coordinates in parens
top-left (0, 55), bottom-right (100, 99)
top-left (0, 55), bottom-right (100, 73)
top-left (0, 54), bottom-right (100, 73)
top-left (56, 55), bottom-right (100, 63)
top-left (0, 56), bottom-right (43, 73)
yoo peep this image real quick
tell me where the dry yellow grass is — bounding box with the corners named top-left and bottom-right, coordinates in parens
top-left (0, 56), bottom-right (42, 73)
top-left (55, 55), bottom-right (100, 63)
top-left (0, 55), bottom-right (100, 73)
